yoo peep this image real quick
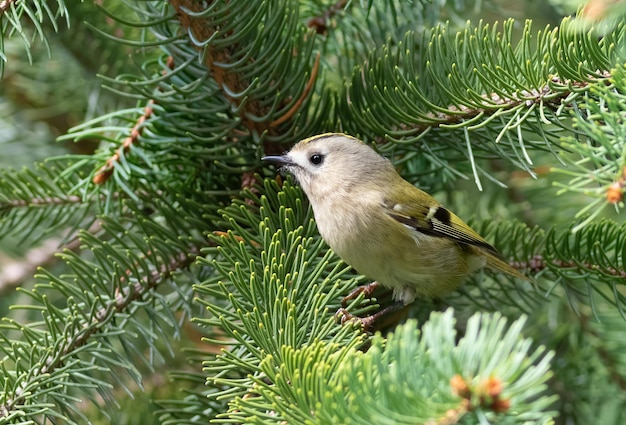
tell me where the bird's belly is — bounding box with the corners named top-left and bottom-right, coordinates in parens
top-left (330, 223), bottom-right (477, 304)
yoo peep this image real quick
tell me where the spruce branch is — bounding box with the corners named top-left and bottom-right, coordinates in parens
top-left (241, 311), bottom-right (555, 424)
top-left (380, 71), bottom-right (609, 134)
top-left (268, 52), bottom-right (321, 128)
top-left (0, 241), bottom-right (201, 422)
top-left (170, 0), bottom-right (318, 143)
top-left (63, 1), bottom-right (326, 189)
top-left (92, 55), bottom-right (175, 185)
top-left (194, 179), bottom-right (364, 414)
top-left (0, 161), bottom-right (99, 248)
top-left (0, 0), bottom-right (70, 75)
top-left (513, 255), bottom-right (626, 280)
top-left (337, 17), bottom-right (622, 187)
top-left (170, 0), bottom-right (263, 133)
top-left (191, 180), bottom-right (565, 423)
top-left (0, 194), bottom-right (82, 209)
top-left (92, 99), bottom-right (156, 185)
top-left (551, 66), bottom-right (626, 228)
top-left (3, 1), bottom-right (626, 422)
top-left (448, 218), bottom-right (626, 316)
top-left (0, 189), bottom-right (217, 422)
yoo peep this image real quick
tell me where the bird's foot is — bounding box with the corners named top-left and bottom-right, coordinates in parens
top-left (341, 281), bottom-right (380, 307)
top-left (335, 302), bottom-right (409, 332)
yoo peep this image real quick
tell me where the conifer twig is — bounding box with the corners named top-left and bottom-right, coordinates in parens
top-left (0, 195), bottom-right (83, 210)
top-left (171, 0), bottom-right (275, 135)
top-left (511, 255), bottom-right (626, 279)
top-left (398, 73), bottom-right (612, 133)
top-left (0, 243), bottom-right (203, 418)
top-left (270, 52), bottom-right (320, 128)
top-left (0, 0), bottom-right (14, 14)
top-left (92, 56), bottom-right (174, 184)
top-left (92, 99), bottom-right (155, 184)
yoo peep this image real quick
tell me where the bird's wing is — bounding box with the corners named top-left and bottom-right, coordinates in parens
top-left (384, 200), bottom-right (499, 255)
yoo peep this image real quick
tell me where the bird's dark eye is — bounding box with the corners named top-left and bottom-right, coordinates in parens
top-left (309, 153), bottom-right (324, 165)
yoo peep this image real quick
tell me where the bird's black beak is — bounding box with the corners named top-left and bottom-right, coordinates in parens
top-left (262, 155), bottom-right (293, 167)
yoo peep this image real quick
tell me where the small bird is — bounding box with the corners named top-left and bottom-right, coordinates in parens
top-left (263, 133), bottom-right (525, 327)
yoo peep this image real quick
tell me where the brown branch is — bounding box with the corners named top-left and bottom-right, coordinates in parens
top-left (510, 254), bottom-right (626, 279)
top-left (92, 100), bottom-right (155, 184)
top-left (171, 0), bottom-right (272, 135)
top-left (171, 0), bottom-right (322, 158)
top-left (93, 57), bottom-right (175, 185)
top-left (0, 0), bottom-right (15, 15)
top-left (96, 2), bottom-right (325, 183)
top-left (270, 52), bottom-right (321, 128)
top-left (392, 72), bottom-right (613, 135)
top-left (0, 190), bottom-right (158, 212)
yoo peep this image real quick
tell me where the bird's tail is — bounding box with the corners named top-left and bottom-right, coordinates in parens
top-left (484, 252), bottom-right (530, 282)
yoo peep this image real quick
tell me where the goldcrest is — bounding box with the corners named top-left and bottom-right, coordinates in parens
top-left (263, 133), bottom-right (525, 306)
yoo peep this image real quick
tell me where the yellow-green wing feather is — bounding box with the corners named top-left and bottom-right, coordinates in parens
top-left (384, 199), bottom-right (497, 254)
top-left (383, 184), bottom-right (527, 280)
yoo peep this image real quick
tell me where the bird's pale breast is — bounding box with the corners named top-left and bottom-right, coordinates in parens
top-left (313, 195), bottom-right (481, 304)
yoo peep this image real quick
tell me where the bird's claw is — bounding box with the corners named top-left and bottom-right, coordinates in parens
top-left (335, 308), bottom-right (377, 331)
top-left (341, 281), bottom-right (380, 307)
top-left (335, 308), bottom-right (357, 325)
top-left (335, 302), bottom-right (409, 332)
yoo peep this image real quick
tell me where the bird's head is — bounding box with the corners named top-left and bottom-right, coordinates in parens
top-left (262, 133), bottom-right (392, 200)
